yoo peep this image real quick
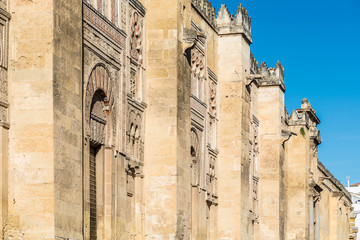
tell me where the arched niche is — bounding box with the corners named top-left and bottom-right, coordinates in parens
top-left (85, 64), bottom-right (114, 147)
top-left (83, 64), bottom-right (114, 240)
top-left (191, 128), bottom-right (200, 186)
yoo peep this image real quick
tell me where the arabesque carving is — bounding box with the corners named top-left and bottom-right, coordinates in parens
top-left (191, 48), bottom-right (205, 100)
top-left (85, 65), bottom-right (115, 146)
top-left (209, 81), bottom-right (217, 116)
top-left (130, 11), bottom-right (143, 63)
top-left (128, 110), bottom-right (143, 161)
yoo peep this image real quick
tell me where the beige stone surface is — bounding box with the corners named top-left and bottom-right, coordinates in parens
top-left (8, 0), bottom-right (55, 238)
top-left (0, 1), bottom-right (355, 240)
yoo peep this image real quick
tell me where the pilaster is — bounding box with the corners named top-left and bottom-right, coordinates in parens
top-left (257, 61), bottom-right (286, 240)
top-left (285, 98), bottom-right (321, 240)
top-left (217, 4), bottom-right (252, 240)
top-left (143, 0), bottom-right (192, 238)
top-left (8, 0), bottom-right (55, 237)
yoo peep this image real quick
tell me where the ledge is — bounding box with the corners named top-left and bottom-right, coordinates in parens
top-left (318, 160), bottom-right (351, 202)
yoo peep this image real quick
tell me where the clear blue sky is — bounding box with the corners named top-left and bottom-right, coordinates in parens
top-left (210, 0), bottom-right (360, 186)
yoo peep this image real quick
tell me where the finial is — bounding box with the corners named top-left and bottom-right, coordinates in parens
top-left (235, 3), bottom-right (251, 32)
top-left (274, 61), bottom-right (284, 81)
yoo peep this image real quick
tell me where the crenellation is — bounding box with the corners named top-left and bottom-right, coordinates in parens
top-left (259, 61), bottom-right (286, 91)
top-left (192, 0), bottom-right (217, 29)
top-left (216, 4), bottom-right (232, 27)
top-left (250, 53), bottom-right (259, 74)
top-left (216, 3), bottom-right (252, 40)
top-left (0, 1), bottom-right (356, 240)
top-left (235, 3), bottom-right (251, 33)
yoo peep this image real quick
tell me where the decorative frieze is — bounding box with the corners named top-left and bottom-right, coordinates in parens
top-left (191, 95), bottom-right (207, 121)
top-left (83, 26), bottom-right (122, 64)
top-left (0, 17), bottom-right (7, 68)
top-left (83, 2), bottom-right (126, 48)
top-left (0, 99), bottom-right (8, 123)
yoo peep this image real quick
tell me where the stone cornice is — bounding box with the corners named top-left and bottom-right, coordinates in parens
top-left (0, 8), bottom-right (10, 20)
top-left (83, 1), bottom-right (127, 46)
top-left (318, 160), bottom-right (352, 202)
top-left (129, 0), bottom-right (146, 16)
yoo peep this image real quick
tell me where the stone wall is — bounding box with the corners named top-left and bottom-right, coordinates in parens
top-left (217, 4), bottom-right (252, 239)
top-left (0, 3), bottom-right (9, 239)
top-left (8, 0), bottom-right (55, 238)
top-left (1, 1), bottom-right (356, 240)
top-left (143, 0), bottom-right (192, 238)
top-left (53, 0), bottom-right (83, 238)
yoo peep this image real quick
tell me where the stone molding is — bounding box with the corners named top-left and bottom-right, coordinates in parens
top-left (297, 98), bottom-right (320, 124)
top-left (129, 0), bottom-right (146, 16)
top-left (318, 160), bottom-right (352, 203)
top-left (0, 7), bottom-right (10, 69)
top-left (83, 2), bottom-right (126, 48)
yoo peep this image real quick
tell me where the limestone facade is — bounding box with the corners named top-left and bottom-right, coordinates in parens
top-left (0, 0), bottom-right (356, 239)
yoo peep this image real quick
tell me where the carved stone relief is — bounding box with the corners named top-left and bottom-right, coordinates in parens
top-left (83, 3), bottom-right (126, 48)
top-left (191, 48), bottom-right (205, 99)
top-left (249, 117), bottom-right (259, 216)
top-left (0, 13), bottom-right (9, 69)
top-left (127, 109), bottom-right (143, 161)
top-left (209, 81), bottom-right (217, 117)
top-left (207, 155), bottom-right (216, 196)
top-left (130, 69), bottom-right (136, 97)
top-left (120, 1), bottom-right (126, 30)
top-left (130, 11), bottom-right (143, 63)
top-left (85, 65), bottom-right (115, 147)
